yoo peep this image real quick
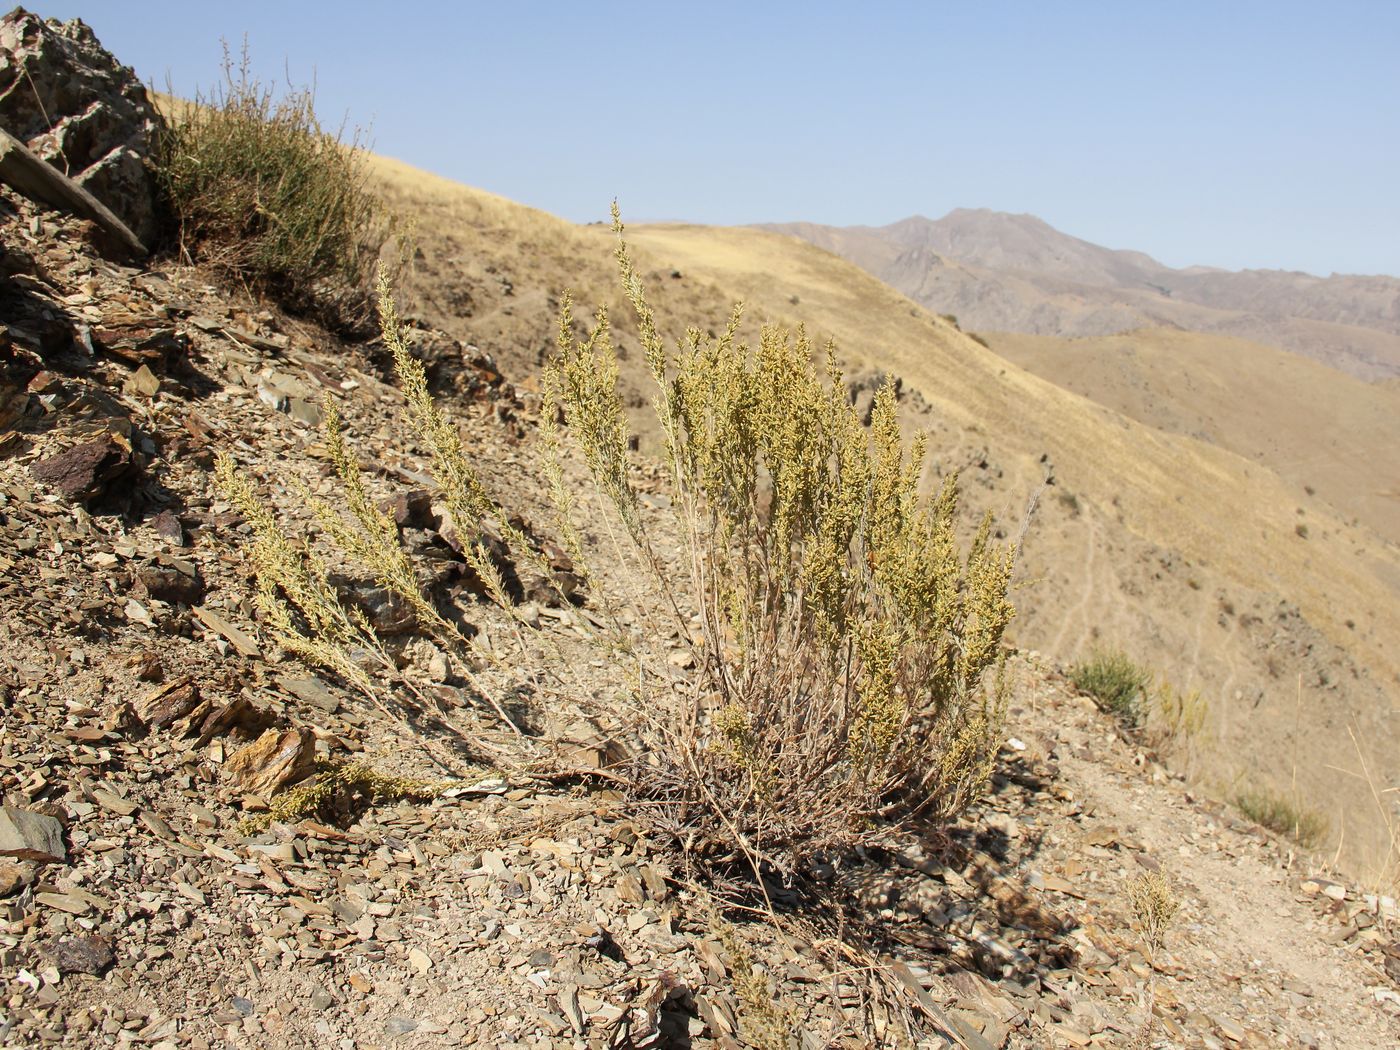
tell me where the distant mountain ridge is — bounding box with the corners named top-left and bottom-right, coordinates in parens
top-left (762, 210), bottom-right (1400, 378)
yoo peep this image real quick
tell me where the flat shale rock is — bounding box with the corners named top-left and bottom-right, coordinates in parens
top-left (0, 804), bottom-right (65, 862)
top-left (191, 604), bottom-right (263, 658)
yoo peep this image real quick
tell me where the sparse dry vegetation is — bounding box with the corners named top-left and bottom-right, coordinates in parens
top-left (1128, 869), bottom-right (1179, 1041)
top-left (214, 275), bottom-right (555, 748)
top-left (241, 761), bottom-right (468, 833)
top-left (1128, 869), bottom-right (1179, 957)
top-left (1149, 679), bottom-right (1208, 746)
top-left (158, 45), bottom-right (391, 326)
top-left (714, 919), bottom-right (800, 1050)
top-left (1071, 649), bottom-right (1150, 726)
top-left (1343, 724), bottom-right (1400, 894)
top-left (215, 208), bottom-right (1017, 877)
top-left (1234, 785), bottom-right (1328, 848)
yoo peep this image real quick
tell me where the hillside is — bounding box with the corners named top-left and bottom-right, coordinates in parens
top-left (5, 163), bottom-right (1399, 1050)
top-left (982, 327), bottom-right (1400, 547)
top-left (371, 172), bottom-right (1400, 878)
top-left (2, 11), bottom-right (1399, 1047)
top-left (763, 211), bottom-right (1400, 379)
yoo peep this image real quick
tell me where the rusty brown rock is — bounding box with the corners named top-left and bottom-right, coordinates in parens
top-left (331, 578), bottom-right (417, 635)
top-left (29, 431), bottom-right (135, 503)
top-left (102, 700), bottom-right (144, 738)
top-left (150, 508), bottom-right (184, 546)
top-left (186, 695), bottom-right (271, 748)
top-left (127, 650), bottom-right (163, 682)
top-left (45, 932), bottom-right (115, 975)
top-left (134, 676), bottom-right (200, 729)
top-left (224, 727), bottom-right (318, 796)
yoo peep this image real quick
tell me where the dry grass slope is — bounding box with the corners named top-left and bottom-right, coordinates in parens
top-left (363, 159), bottom-right (1400, 881)
top-left (984, 327), bottom-right (1400, 545)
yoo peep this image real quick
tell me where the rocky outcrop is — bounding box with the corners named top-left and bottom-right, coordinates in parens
top-left (0, 128), bottom-right (147, 254)
top-left (0, 7), bottom-right (164, 246)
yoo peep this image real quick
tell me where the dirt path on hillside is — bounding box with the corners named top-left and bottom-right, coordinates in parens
top-left (1051, 507), bottom-right (1100, 657)
top-left (1010, 669), bottom-right (1400, 1048)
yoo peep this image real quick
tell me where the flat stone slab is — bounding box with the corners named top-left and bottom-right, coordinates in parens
top-left (0, 805), bottom-right (65, 863)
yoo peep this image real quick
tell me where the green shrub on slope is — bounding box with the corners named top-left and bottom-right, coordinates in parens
top-left (158, 47), bottom-right (388, 326)
top-left (1071, 649), bottom-right (1150, 726)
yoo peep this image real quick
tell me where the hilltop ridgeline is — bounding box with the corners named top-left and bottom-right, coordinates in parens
top-left (764, 209), bottom-right (1400, 379)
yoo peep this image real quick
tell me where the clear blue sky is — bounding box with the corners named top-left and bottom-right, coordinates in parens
top-left (31, 1), bottom-right (1400, 276)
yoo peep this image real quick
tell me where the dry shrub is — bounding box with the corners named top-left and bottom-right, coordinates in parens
top-left (215, 214), bottom-right (1017, 874)
top-left (1128, 870), bottom-right (1179, 957)
top-left (545, 207), bottom-right (1017, 871)
top-left (158, 44), bottom-right (390, 327)
top-left (1234, 785), bottom-right (1328, 848)
top-left (1128, 869), bottom-right (1178, 1039)
top-left (214, 274), bottom-right (563, 755)
top-left (1071, 648), bottom-right (1150, 726)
